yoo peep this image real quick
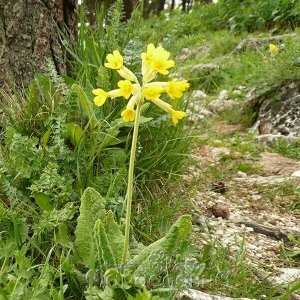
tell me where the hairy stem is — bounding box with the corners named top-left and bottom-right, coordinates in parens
top-left (122, 102), bottom-right (142, 265)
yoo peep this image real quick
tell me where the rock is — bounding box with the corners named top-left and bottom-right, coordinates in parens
top-left (217, 90), bottom-right (229, 101)
top-left (211, 202), bottom-right (230, 219)
top-left (237, 171), bottom-right (248, 178)
top-left (233, 175), bottom-right (286, 185)
top-left (211, 147), bottom-right (231, 159)
top-left (209, 99), bottom-right (239, 113)
top-left (270, 268), bottom-right (300, 285)
top-left (192, 90), bottom-right (207, 100)
top-left (177, 289), bottom-right (256, 300)
top-left (200, 108), bottom-right (214, 116)
top-left (245, 82), bottom-right (300, 137)
top-left (208, 91), bottom-right (239, 113)
top-left (291, 170), bottom-right (300, 177)
top-left (255, 134), bottom-right (299, 146)
top-left (177, 45), bottom-right (211, 61)
top-left (192, 63), bottom-right (219, 73)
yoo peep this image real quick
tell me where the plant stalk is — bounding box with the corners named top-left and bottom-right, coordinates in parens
top-left (122, 102), bottom-right (142, 265)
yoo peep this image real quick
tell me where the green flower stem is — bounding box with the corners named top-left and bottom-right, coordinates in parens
top-left (122, 102), bottom-right (142, 265)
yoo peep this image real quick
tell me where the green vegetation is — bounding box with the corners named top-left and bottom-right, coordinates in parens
top-left (1, 0), bottom-right (300, 299)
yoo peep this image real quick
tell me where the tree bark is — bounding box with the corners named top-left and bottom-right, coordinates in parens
top-left (0, 0), bottom-right (77, 90)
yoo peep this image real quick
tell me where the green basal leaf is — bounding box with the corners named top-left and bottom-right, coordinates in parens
top-left (94, 219), bottom-right (116, 269)
top-left (66, 122), bottom-right (85, 146)
top-left (94, 211), bottom-right (125, 269)
top-left (74, 188), bottom-right (107, 268)
top-left (127, 215), bottom-right (192, 275)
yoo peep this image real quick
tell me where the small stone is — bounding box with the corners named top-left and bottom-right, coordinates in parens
top-left (199, 108), bottom-right (213, 116)
top-left (211, 203), bottom-right (230, 219)
top-left (237, 171), bottom-right (247, 178)
top-left (192, 90), bottom-right (207, 100)
top-left (209, 98), bottom-right (239, 113)
top-left (211, 147), bottom-right (230, 159)
top-left (251, 194), bottom-right (262, 201)
top-left (291, 170), bottom-right (300, 177)
top-left (191, 63), bottom-right (219, 73)
top-left (217, 90), bottom-right (229, 101)
top-left (271, 268), bottom-right (300, 285)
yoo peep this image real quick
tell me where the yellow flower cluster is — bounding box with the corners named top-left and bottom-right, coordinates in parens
top-left (92, 44), bottom-right (190, 124)
top-left (269, 43), bottom-right (279, 55)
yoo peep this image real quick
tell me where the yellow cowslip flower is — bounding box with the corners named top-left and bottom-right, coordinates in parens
top-left (165, 79), bottom-right (190, 99)
top-left (121, 108), bottom-right (136, 122)
top-left (152, 46), bottom-right (175, 75)
top-left (93, 45), bottom-right (188, 124)
top-left (105, 50), bottom-right (123, 69)
top-left (118, 80), bottom-right (136, 99)
top-left (142, 85), bottom-right (163, 100)
top-left (171, 110), bottom-right (187, 125)
top-left (92, 89), bottom-right (109, 106)
top-left (141, 44), bottom-right (175, 83)
top-left (269, 43), bottom-right (279, 55)
top-left (141, 44), bottom-right (156, 65)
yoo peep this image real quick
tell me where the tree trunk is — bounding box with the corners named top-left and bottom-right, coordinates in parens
top-left (0, 0), bottom-right (77, 90)
top-left (146, 0), bottom-right (165, 15)
top-left (171, 0), bottom-right (175, 9)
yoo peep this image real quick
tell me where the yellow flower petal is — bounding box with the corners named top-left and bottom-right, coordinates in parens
top-left (165, 79), bottom-right (190, 99)
top-left (141, 44), bottom-right (175, 80)
top-left (142, 85), bottom-right (163, 100)
top-left (117, 80), bottom-right (136, 99)
top-left (121, 108), bottom-right (136, 122)
top-left (104, 50), bottom-right (123, 69)
top-left (141, 43), bottom-right (156, 64)
top-left (93, 89), bottom-right (109, 106)
top-left (269, 43), bottom-right (279, 54)
top-left (152, 46), bottom-right (175, 75)
top-left (171, 110), bottom-right (186, 125)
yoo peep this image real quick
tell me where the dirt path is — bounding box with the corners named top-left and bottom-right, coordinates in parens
top-left (186, 122), bottom-right (300, 287)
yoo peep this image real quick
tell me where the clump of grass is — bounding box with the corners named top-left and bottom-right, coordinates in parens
top-left (273, 139), bottom-right (300, 160)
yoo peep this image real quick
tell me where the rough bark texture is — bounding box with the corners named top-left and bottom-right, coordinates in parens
top-left (0, 0), bottom-right (77, 89)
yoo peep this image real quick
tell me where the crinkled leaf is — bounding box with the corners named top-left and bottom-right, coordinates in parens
top-left (94, 211), bottom-right (124, 269)
top-left (75, 188), bottom-right (106, 268)
top-left (127, 215), bottom-right (192, 274)
top-left (94, 219), bottom-right (116, 269)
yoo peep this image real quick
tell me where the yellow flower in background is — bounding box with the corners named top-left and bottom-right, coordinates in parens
top-left (105, 50), bottom-right (123, 69)
top-left (269, 43), bottom-right (279, 55)
top-left (165, 79), bottom-right (190, 99)
top-left (93, 44), bottom-right (189, 124)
